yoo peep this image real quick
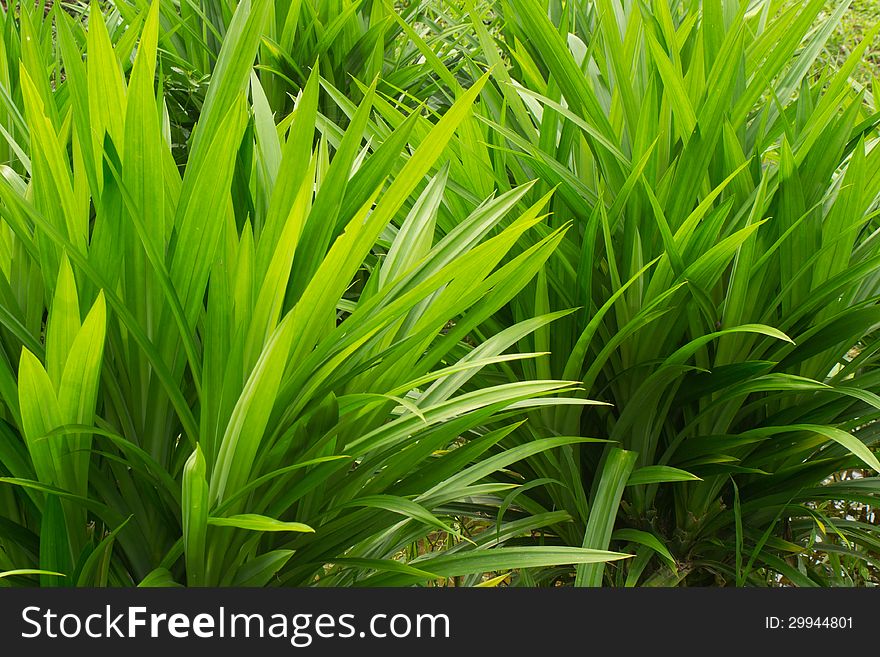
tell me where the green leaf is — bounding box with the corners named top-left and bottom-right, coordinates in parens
top-left (627, 466), bottom-right (702, 486)
top-left (340, 495), bottom-right (468, 543)
top-left (17, 350), bottom-right (62, 488)
top-left (211, 313), bottom-right (297, 505)
top-left (0, 569), bottom-right (65, 581)
top-left (138, 567), bottom-right (183, 588)
top-left (576, 448), bottom-right (638, 587)
top-left (359, 547), bottom-right (631, 586)
top-left (39, 496), bottom-right (71, 587)
top-left (232, 550), bottom-right (296, 586)
top-left (612, 528), bottom-right (676, 568)
top-left (207, 514), bottom-right (314, 533)
top-left (182, 445), bottom-right (209, 587)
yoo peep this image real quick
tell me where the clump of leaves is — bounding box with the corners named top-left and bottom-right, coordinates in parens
top-left (356, 0), bottom-right (880, 586)
top-left (0, 0), bottom-right (626, 586)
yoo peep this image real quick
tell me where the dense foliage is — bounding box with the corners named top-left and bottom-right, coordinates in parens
top-left (0, 0), bottom-right (878, 587)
